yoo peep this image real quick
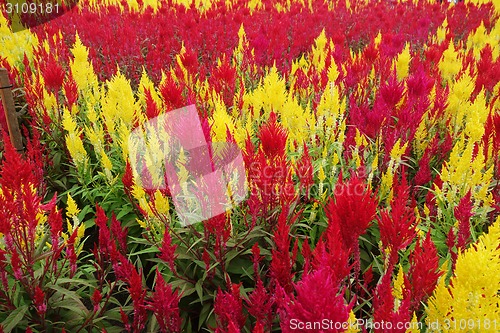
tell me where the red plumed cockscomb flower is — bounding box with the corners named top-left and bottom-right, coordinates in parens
top-left (258, 112), bottom-right (288, 160)
top-left (325, 173), bottom-right (378, 272)
top-left (63, 72), bottom-right (79, 109)
top-left (279, 267), bottom-right (352, 333)
top-left (295, 143), bottom-right (314, 198)
top-left (454, 190), bottom-right (473, 250)
top-left (47, 198), bottom-right (62, 250)
top-left (312, 230), bottom-right (351, 286)
top-left (95, 204), bottom-right (116, 262)
top-left (246, 279), bottom-right (274, 329)
top-left (377, 175), bottom-right (417, 269)
top-left (148, 269), bottom-right (182, 333)
top-left (214, 284), bottom-right (246, 333)
top-left (300, 238), bottom-right (312, 276)
top-left (122, 162), bottom-right (135, 191)
top-left (251, 242), bottom-right (261, 279)
top-left (158, 227), bottom-right (178, 273)
top-left (33, 286), bottom-right (47, 316)
top-left (114, 255), bottom-right (148, 332)
top-left (159, 74), bottom-right (185, 111)
top-left (91, 289), bottom-right (102, 313)
top-left (372, 272), bottom-right (412, 333)
top-left (252, 322), bottom-right (265, 333)
top-left (111, 212), bottom-right (129, 255)
top-left (144, 89), bottom-right (161, 120)
top-left (270, 208), bottom-right (294, 293)
top-left (41, 55), bottom-right (65, 95)
top-left (406, 233), bottom-right (442, 311)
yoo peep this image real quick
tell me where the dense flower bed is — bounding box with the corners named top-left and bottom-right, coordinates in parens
top-left (1, 0), bottom-right (500, 332)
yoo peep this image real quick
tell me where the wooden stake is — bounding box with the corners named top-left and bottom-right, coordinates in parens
top-left (0, 68), bottom-right (24, 152)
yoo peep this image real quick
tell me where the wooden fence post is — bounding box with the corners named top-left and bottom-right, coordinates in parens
top-left (0, 68), bottom-right (24, 152)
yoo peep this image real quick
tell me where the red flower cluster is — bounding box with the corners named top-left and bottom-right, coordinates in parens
top-left (325, 174), bottom-right (378, 272)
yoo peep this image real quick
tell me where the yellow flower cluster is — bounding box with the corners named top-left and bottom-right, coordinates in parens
top-left (62, 108), bottom-right (88, 171)
top-left (64, 194), bottom-right (86, 252)
top-left (439, 41), bottom-right (462, 84)
top-left (426, 216), bottom-right (500, 333)
top-left (380, 139), bottom-right (408, 201)
top-left (439, 134), bottom-right (494, 207)
top-left (0, 13), bottom-right (38, 66)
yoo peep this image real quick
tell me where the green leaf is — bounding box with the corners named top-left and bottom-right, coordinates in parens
top-left (54, 179), bottom-right (67, 189)
top-left (47, 284), bottom-right (89, 315)
top-left (240, 265), bottom-right (254, 280)
top-left (195, 280), bottom-right (204, 304)
top-left (1, 305), bottom-right (28, 332)
top-left (131, 246), bottom-right (160, 256)
top-left (224, 249), bottom-right (242, 263)
top-left (198, 303), bottom-right (214, 330)
top-left (189, 294), bottom-right (213, 305)
top-left (12, 286), bottom-right (22, 308)
top-left (55, 278), bottom-right (96, 288)
top-left (53, 152), bottom-right (61, 167)
top-left (116, 205), bottom-right (134, 220)
top-left (226, 257), bottom-right (252, 275)
top-left (51, 298), bottom-right (87, 316)
top-left (147, 313), bottom-right (159, 333)
top-left (78, 204), bottom-right (94, 220)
